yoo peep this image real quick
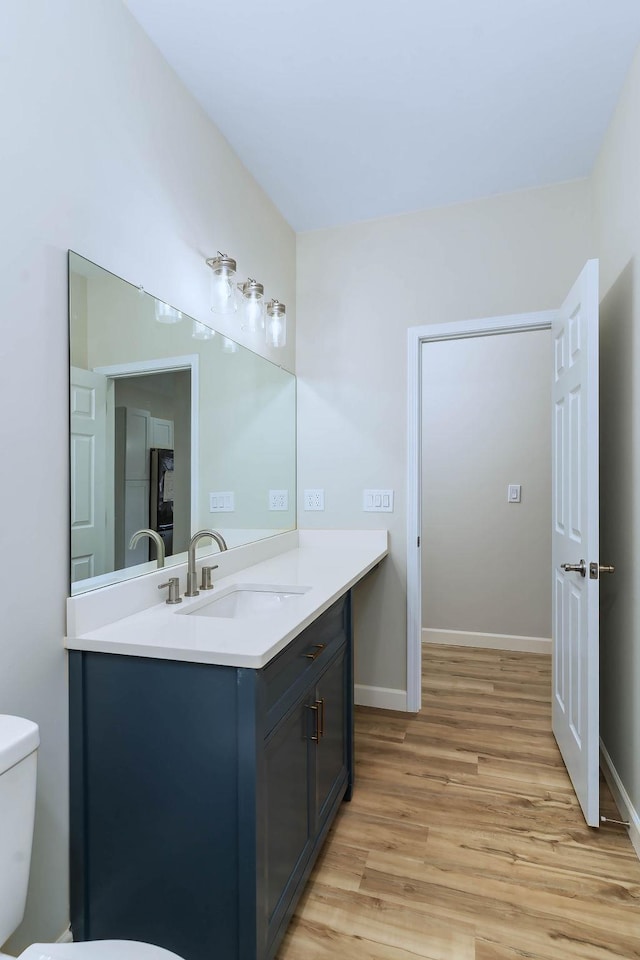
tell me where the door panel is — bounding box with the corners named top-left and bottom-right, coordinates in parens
top-left (315, 648), bottom-right (347, 828)
top-left (264, 699), bottom-right (311, 927)
top-left (71, 367), bottom-right (107, 581)
top-left (551, 259), bottom-right (600, 827)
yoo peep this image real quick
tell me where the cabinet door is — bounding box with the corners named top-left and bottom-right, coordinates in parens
top-left (315, 647), bottom-right (347, 828)
top-left (264, 696), bottom-right (312, 936)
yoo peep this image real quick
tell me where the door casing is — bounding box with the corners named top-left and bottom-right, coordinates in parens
top-left (406, 310), bottom-right (556, 712)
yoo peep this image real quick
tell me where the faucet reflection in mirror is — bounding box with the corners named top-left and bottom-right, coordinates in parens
top-left (206, 253), bottom-right (286, 347)
top-left (129, 528), bottom-right (166, 567)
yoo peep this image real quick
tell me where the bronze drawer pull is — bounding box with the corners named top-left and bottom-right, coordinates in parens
top-left (317, 698), bottom-right (325, 738)
top-left (308, 699), bottom-right (325, 742)
top-left (309, 703), bottom-right (320, 742)
top-left (305, 643), bottom-right (326, 661)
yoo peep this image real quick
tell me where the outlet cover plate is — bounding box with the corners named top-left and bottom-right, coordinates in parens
top-left (269, 489), bottom-right (289, 511)
top-left (304, 489), bottom-right (325, 511)
top-left (363, 489), bottom-right (394, 512)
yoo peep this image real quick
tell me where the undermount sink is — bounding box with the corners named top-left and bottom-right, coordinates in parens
top-left (182, 584), bottom-right (312, 619)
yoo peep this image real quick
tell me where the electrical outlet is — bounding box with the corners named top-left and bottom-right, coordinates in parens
top-left (363, 489), bottom-right (394, 512)
top-left (304, 489), bottom-right (325, 511)
top-left (209, 491), bottom-right (235, 513)
top-left (269, 489), bottom-right (289, 511)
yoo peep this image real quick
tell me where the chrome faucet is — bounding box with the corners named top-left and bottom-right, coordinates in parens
top-left (129, 528), bottom-right (166, 568)
top-left (185, 529), bottom-right (228, 597)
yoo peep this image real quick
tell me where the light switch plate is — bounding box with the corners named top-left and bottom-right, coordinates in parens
top-left (304, 489), bottom-right (325, 511)
top-left (209, 491), bottom-right (235, 513)
top-left (508, 484), bottom-right (522, 503)
top-left (269, 489), bottom-right (289, 511)
top-left (363, 489), bottom-right (394, 512)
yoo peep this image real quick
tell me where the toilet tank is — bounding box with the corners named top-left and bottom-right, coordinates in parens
top-left (0, 716), bottom-right (39, 947)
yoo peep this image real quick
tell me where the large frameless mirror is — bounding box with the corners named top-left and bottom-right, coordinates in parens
top-left (69, 252), bottom-right (296, 594)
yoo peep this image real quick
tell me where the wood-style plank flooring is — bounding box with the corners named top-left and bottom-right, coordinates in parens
top-left (277, 644), bottom-right (640, 960)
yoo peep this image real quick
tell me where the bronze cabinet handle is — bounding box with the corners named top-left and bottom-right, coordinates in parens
top-left (305, 643), bottom-right (326, 661)
top-left (308, 703), bottom-right (320, 742)
top-left (308, 699), bottom-right (325, 742)
top-left (317, 698), bottom-right (325, 738)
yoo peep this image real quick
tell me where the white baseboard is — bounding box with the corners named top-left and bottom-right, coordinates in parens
top-left (600, 740), bottom-right (640, 861)
top-left (422, 627), bottom-right (551, 655)
top-left (355, 684), bottom-right (408, 711)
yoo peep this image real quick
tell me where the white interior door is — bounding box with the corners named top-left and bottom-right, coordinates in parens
top-left (70, 367), bottom-right (107, 582)
top-left (552, 258), bottom-right (600, 827)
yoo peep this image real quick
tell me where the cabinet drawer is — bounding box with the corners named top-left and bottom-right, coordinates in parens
top-left (262, 595), bottom-right (347, 730)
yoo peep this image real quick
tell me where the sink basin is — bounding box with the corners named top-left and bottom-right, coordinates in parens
top-left (182, 584), bottom-right (311, 619)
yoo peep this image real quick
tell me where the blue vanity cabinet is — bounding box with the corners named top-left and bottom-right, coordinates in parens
top-left (69, 592), bottom-right (353, 960)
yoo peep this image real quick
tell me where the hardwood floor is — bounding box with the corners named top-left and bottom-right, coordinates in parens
top-left (277, 644), bottom-right (640, 960)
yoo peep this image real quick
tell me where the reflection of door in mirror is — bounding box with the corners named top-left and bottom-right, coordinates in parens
top-left (112, 371), bottom-right (190, 569)
top-left (70, 367), bottom-right (191, 584)
top-left (70, 367), bottom-right (110, 581)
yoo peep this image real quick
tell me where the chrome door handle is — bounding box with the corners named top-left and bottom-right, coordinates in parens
top-left (589, 562), bottom-right (616, 579)
top-left (561, 560), bottom-right (586, 577)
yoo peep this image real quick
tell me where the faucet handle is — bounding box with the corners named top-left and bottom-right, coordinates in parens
top-left (200, 565), bottom-right (219, 591)
top-left (158, 577), bottom-right (182, 604)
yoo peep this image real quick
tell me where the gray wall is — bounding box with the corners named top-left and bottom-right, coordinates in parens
top-left (421, 330), bottom-right (552, 639)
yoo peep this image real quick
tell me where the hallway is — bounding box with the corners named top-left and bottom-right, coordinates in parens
top-left (278, 645), bottom-right (640, 960)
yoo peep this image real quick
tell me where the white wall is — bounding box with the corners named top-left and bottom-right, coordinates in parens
top-left (0, 0), bottom-right (295, 951)
top-left (592, 44), bottom-right (640, 826)
top-left (422, 331), bottom-right (551, 640)
top-left (296, 180), bottom-right (593, 699)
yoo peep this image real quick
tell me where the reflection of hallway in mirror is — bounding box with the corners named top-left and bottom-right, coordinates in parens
top-left (113, 370), bottom-right (191, 568)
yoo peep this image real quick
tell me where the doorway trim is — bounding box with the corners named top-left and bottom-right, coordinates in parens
top-left (406, 310), bottom-right (556, 713)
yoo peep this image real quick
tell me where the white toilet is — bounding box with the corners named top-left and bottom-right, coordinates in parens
top-left (0, 716), bottom-right (185, 960)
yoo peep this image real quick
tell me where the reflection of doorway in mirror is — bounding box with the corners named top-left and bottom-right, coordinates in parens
top-left (112, 371), bottom-right (191, 568)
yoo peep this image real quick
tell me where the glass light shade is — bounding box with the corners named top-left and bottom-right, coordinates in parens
top-left (154, 301), bottom-right (183, 325)
top-left (266, 300), bottom-right (287, 348)
top-left (207, 253), bottom-right (237, 316)
top-left (239, 278), bottom-right (265, 332)
top-left (192, 319), bottom-right (215, 340)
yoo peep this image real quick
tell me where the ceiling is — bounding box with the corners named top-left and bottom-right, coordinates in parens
top-left (124, 0), bottom-right (640, 232)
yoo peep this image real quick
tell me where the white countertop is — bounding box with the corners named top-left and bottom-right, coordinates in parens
top-left (65, 530), bottom-right (388, 668)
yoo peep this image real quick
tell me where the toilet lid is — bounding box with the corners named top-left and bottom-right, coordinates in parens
top-left (19, 941), bottom-right (185, 960)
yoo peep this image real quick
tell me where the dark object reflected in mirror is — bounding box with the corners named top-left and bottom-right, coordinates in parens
top-left (69, 251), bottom-right (296, 595)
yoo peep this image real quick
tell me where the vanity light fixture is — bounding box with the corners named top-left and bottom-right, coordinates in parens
top-left (238, 278), bottom-right (265, 332)
top-left (205, 253), bottom-right (285, 347)
top-left (265, 299), bottom-right (287, 348)
top-left (192, 319), bottom-right (216, 340)
top-left (206, 252), bottom-right (237, 316)
top-left (154, 300), bottom-right (183, 324)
